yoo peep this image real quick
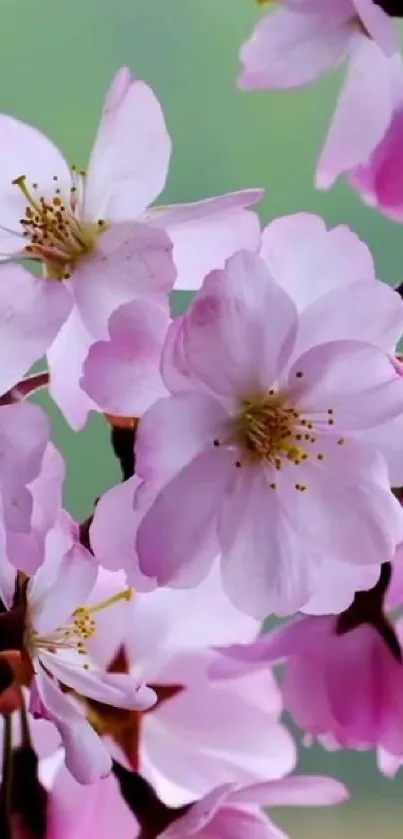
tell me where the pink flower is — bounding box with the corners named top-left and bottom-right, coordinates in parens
top-left (43, 765), bottom-right (347, 839)
top-left (348, 62), bottom-right (403, 218)
top-left (135, 250), bottom-right (403, 618)
top-left (212, 555), bottom-right (403, 764)
top-left (158, 774), bottom-right (348, 839)
top-left (0, 515), bottom-right (156, 784)
top-left (239, 0), bottom-right (400, 187)
top-left (259, 212), bottom-right (403, 486)
top-left (83, 564), bottom-right (295, 806)
top-left (0, 67), bottom-right (262, 429)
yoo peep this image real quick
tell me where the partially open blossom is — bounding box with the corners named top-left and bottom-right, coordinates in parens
top-left (0, 515), bottom-right (156, 784)
top-left (0, 67), bottom-right (262, 428)
top-left (82, 565), bottom-right (295, 806)
top-left (135, 250), bottom-right (403, 618)
top-left (239, 0), bottom-right (401, 187)
top-left (348, 60), bottom-right (403, 219)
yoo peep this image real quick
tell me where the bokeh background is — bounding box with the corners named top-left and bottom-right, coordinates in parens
top-left (2, 0), bottom-right (402, 833)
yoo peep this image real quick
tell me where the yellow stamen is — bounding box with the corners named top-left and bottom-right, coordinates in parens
top-left (84, 588), bottom-right (134, 615)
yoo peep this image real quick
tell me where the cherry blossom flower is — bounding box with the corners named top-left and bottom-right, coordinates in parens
top-left (0, 515), bottom-right (156, 783)
top-left (82, 565), bottom-right (295, 806)
top-left (239, 0), bottom-right (401, 188)
top-left (348, 59), bottom-right (403, 218)
top-left (135, 250), bottom-right (403, 618)
top-left (0, 67), bottom-right (262, 428)
top-left (212, 554), bottom-right (403, 767)
top-left (258, 212), bottom-right (403, 485)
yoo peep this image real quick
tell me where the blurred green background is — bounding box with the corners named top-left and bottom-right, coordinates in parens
top-left (2, 0), bottom-right (402, 832)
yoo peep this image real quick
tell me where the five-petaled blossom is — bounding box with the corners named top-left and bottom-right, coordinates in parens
top-left (134, 250), bottom-right (403, 617)
top-left (239, 0), bottom-right (401, 188)
top-left (0, 66), bottom-right (262, 428)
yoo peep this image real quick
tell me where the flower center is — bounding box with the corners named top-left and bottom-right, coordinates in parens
top-left (213, 380), bottom-right (346, 491)
top-left (12, 169), bottom-right (107, 279)
top-left (26, 588), bottom-right (133, 659)
top-left (232, 391), bottom-right (307, 467)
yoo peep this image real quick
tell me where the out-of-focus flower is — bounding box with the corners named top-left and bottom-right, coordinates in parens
top-left (239, 0), bottom-right (401, 188)
top-left (134, 250), bottom-right (403, 618)
top-left (43, 762), bottom-right (348, 839)
top-left (82, 565), bottom-right (295, 806)
top-left (212, 554), bottom-right (403, 770)
top-left (348, 62), bottom-right (403, 219)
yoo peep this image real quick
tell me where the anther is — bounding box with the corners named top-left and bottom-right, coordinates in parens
top-left (295, 371), bottom-right (303, 378)
top-left (213, 439), bottom-right (220, 447)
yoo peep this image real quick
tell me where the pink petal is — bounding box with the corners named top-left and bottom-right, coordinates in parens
top-left (231, 775), bottom-right (349, 807)
top-left (0, 515), bottom-right (17, 608)
top-left (126, 559), bottom-right (259, 676)
top-left (6, 442), bottom-right (66, 574)
top-left (358, 411), bottom-right (403, 486)
top-left (287, 340), bottom-right (403, 430)
top-left (81, 298), bottom-right (168, 416)
top-left (219, 467), bottom-right (318, 618)
top-left (137, 449), bottom-right (235, 586)
top-left (47, 309), bottom-right (96, 431)
top-left (148, 190), bottom-right (262, 291)
top-left (239, 8), bottom-right (348, 91)
top-left (85, 73), bottom-right (171, 221)
top-left (301, 559), bottom-right (380, 615)
top-left (136, 391), bottom-right (229, 484)
top-left (207, 807), bottom-right (286, 839)
top-left (47, 767), bottom-right (136, 839)
top-left (28, 531), bottom-right (98, 634)
top-left (71, 222), bottom-right (175, 337)
top-left (159, 785), bottom-right (235, 839)
top-left (349, 100), bottom-right (403, 220)
top-left (260, 213), bottom-right (375, 312)
top-left (0, 265), bottom-right (71, 395)
top-left (295, 280), bottom-right (403, 354)
top-left (317, 38), bottom-right (397, 188)
top-left (377, 747), bottom-right (403, 779)
top-left (352, 0), bottom-right (398, 54)
top-left (40, 650), bottom-right (156, 710)
top-left (149, 680), bottom-right (295, 797)
top-left (279, 440), bottom-right (401, 569)
top-left (90, 476), bottom-right (157, 590)
top-left (181, 251), bottom-right (298, 398)
top-left (35, 668), bottom-right (111, 784)
top-left (0, 401), bottom-right (50, 533)
top-left (0, 115), bottom-right (71, 258)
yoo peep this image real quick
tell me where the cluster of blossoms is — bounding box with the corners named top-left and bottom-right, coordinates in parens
top-left (1, 1), bottom-right (403, 835)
